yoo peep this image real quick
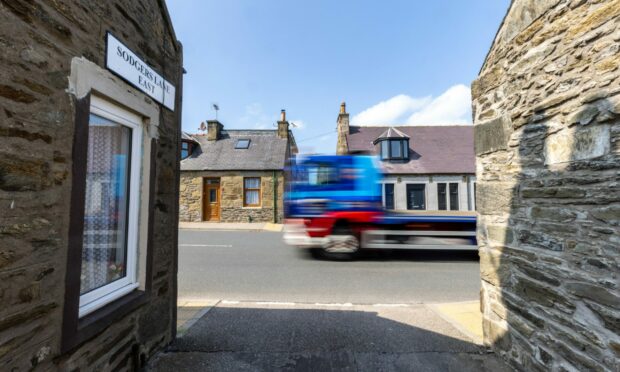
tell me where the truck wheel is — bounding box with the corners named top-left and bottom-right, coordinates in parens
top-left (319, 225), bottom-right (359, 260)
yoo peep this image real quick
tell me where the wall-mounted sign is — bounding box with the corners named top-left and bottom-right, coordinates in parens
top-left (105, 32), bottom-right (176, 111)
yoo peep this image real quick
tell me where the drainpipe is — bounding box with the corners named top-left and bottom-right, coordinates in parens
top-left (273, 171), bottom-right (278, 223)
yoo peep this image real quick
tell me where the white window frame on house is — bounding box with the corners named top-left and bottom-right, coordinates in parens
top-left (78, 96), bottom-right (143, 318)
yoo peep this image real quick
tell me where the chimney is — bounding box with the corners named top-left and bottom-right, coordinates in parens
top-left (277, 109), bottom-right (289, 139)
top-left (336, 102), bottom-right (350, 154)
top-left (207, 119), bottom-right (223, 141)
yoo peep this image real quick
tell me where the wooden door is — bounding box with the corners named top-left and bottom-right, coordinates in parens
top-left (203, 178), bottom-right (220, 221)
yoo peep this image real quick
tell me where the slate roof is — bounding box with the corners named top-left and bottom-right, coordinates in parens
top-left (347, 125), bottom-right (474, 174)
top-left (181, 130), bottom-right (292, 171)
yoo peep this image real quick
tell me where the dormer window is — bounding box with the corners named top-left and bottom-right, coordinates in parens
top-left (373, 127), bottom-right (410, 161)
top-left (379, 139), bottom-right (409, 160)
top-left (235, 139), bottom-right (250, 149)
top-left (181, 140), bottom-right (194, 159)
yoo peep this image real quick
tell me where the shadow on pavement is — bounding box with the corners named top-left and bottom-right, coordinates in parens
top-left (148, 305), bottom-right (508, 371)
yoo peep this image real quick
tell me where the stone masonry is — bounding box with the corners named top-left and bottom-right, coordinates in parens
top-left (180, 171), bottom-right (286, 223)
top-left (473, 1), bottom-right (619, 370)
top-left (1, 1), bottom-right (182, 370)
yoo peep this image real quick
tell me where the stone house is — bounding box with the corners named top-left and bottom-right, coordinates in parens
top-left (336, 103), bottom-right (476, 212)
top-left (473, 0), bottom-right (620, 370)
top-left (1, 1), bottom-right (182, 370)
top-left (180, 110), bottom-right (298, 223)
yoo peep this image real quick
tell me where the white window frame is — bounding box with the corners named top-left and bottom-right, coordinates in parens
top-left (79, 96), bottom-right (143, 318)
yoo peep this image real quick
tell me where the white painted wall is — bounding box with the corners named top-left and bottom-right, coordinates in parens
top-left (380, 174), bottom-right (476, 211)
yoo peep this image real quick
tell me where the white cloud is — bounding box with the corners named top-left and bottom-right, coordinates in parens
top-left (351, 84), bottom-right (472, 127)
top-left (238, 103), bottom-right (274, 129)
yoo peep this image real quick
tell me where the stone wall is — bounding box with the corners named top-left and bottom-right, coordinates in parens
top-left (180, 171), bottom-right (286, 223)
top-left (0, 0), bottom-right (182, 370)
top-left (473, 1), bottom-right (620, 370)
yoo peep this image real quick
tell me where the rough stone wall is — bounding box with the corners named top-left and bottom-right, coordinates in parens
top-left (472, 1), bottom-right (620, 370)
top-left (179, 171), bottom-right (285, 223)
top-left (179, 175), bottom-right (202, 222)
top-left (0, 0), bottom-right (181, 370)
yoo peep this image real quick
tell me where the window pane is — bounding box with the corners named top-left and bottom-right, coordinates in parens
top-left (406, 184), bottom-right (425, 210)
top-left (403, 141), bottom-right (409, 159)
top-left (209, 189), bottom-right (217, 202)
top-left (449, 183), bottom-right (459, 211)
top-left (390, 140), bottom-right (402, 158)
top-left (244, 178), bottom-right (260, 189)
top-left (181, 149), bottom-right (188, 159)
top-left (381, 141), bottom-right (389, 159)
top-left (181, 142), bottom-right (189, 150)
top-left (384, 184), bottom-right (394, 210)
top-left (81, 114), bottom-right (131, 295)
top-left (235, 139), bottom-right (250, 149)
top-left (437, 183), bottom-right (447, 210)
top-left (245, 190), bottom-right (259, 205)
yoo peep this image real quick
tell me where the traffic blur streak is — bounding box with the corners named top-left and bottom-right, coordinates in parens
top-left (283, 155), bottom-right (477, 259)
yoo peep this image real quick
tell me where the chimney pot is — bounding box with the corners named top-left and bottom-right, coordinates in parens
top-left (280, 109), bottom-right (286, 122)
top-left (340, 102), bottom-right (346, 114)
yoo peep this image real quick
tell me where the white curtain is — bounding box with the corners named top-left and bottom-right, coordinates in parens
top-left (244, 178), bottom-right (260, 205)
top-left (80, 114), bottom-right (131, 295)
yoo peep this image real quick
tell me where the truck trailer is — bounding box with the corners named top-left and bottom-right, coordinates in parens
top-left (283, 155), bottom-right (477, 259)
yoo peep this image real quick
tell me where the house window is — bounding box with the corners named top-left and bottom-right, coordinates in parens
top-left (235, 139), bottom-right (250, 149)
top-left (406, 184), bottom-right (425, 210)
top-left (244, 177), bottom-right (261, 206)
top-left (181, 141), bottom-right (193, 159)
top-left (379, 139), bottom-right (409, 160)
top-left (79, 97), bottom-right (143, 317)
top-left (384, 183), bottom-right (395, 210)
top-left (449, 183), bottom-right (459, 211)
top-left (437, 183), bottom-right (447, 210)
top-left (437, 182), bottom-right (460, 211)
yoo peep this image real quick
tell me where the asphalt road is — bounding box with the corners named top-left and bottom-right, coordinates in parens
top-left (178, 229), bottom-right (481, 304)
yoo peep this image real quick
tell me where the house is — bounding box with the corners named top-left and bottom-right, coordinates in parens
top-left (180, 110), bottom-right (298, 223)
top-left (336, 103), bottom-right (476, 211)
top-left (1, 1), bottom-right (182, 370)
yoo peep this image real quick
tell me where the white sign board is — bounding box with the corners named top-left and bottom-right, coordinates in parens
top-left (106, 32), bottom-right (176, 111)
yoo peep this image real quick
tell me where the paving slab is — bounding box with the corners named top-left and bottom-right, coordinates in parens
top-left (149, 301), bottom-right (511, 371)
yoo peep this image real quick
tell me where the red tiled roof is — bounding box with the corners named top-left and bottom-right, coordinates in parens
top-left (346, 125), bottom-right (474, 174)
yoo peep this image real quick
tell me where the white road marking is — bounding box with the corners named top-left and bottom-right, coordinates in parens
top-left (179, 244), bottom-right (232, 248)
top-left (256, 301), bottom-right (296, 306)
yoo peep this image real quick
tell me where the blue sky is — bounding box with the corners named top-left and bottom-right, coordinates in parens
top-left (167, 1), bottom-right (510, 154)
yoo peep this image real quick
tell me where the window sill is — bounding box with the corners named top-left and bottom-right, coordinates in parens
top-left (242, 206), bottom-right (262, 209)
top-left (63, 289), bottom-right (148, 353)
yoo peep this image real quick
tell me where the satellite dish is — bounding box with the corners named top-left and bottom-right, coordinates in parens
top-left (199, 121), bottom-right (207, 131)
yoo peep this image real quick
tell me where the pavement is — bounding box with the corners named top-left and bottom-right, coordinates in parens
top-left (150, 230), bottom-right (507, 371)
top-left (149, 300), bottom-right (506, 371)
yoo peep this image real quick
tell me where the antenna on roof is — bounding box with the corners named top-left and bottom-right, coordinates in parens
top-left (212, 103), bottom-right (219, 120)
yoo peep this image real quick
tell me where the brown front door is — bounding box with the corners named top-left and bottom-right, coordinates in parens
top-left (203, 178), bottom-right (220, 221)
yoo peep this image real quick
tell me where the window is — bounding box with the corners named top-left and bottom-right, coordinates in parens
top-left (235, 139), bottom-right (250, 149)
top-left (79, 97), bottom-right (142, 317)
top-left (244, 177), bottom-right (261, 206)
top-left (379, 139), bottom-right (409, 161)
top-left (181, 141), bottom-right (193, 159)
top-left (449, 183), bottom-right (459, 211)
top-left (384, 183), bottom-right (395, 210)
top-left (437, 183), bottom-right (447, 210)
top-left (406, 184), bottom-right (425, 210)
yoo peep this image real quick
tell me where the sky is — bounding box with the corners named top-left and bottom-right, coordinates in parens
top-left (167, 1), bottom-right (510, 154)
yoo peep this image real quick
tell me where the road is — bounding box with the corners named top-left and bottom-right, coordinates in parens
top-left (178, 229), bottom-right (481, 304)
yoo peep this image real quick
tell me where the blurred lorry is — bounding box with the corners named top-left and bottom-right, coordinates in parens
top-left (283, 155), bottom-right (477, 259)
